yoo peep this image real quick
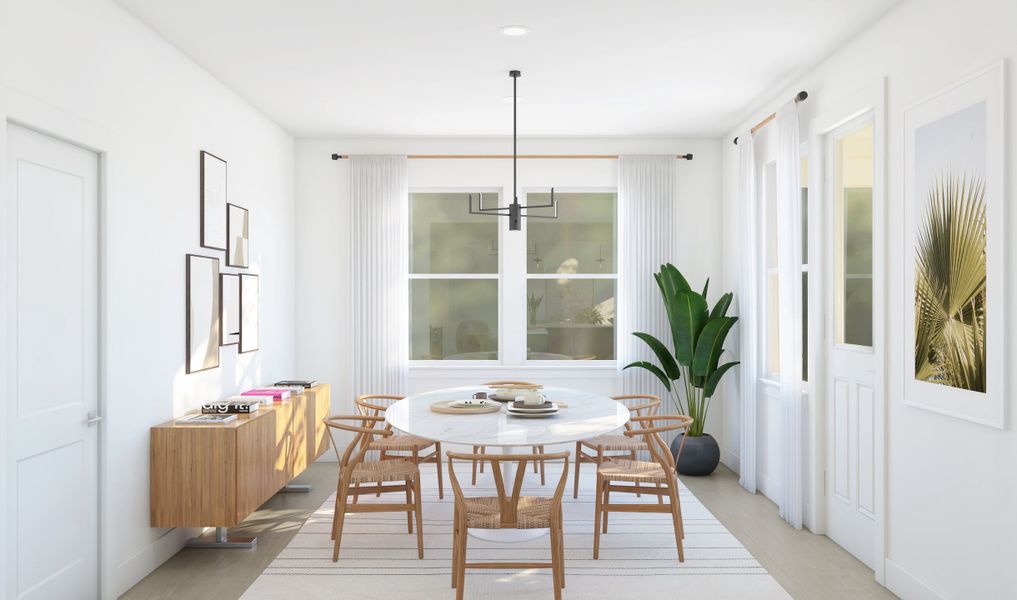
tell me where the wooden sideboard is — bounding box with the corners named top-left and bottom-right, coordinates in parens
top-left (150, 384), bottom-right (331, 535)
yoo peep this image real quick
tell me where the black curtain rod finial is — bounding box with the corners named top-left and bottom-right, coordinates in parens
top-left (796, 90), bottom-right (808, 102)
top-left (682, 153), bottom-right (693, 161)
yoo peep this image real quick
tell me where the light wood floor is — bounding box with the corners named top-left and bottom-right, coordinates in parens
top-left (681, 465), bottom-right (898, 600)
top-left (120, 466), bottom-right (337, 600)
top-left (121, 462), bottom-right (897, 600)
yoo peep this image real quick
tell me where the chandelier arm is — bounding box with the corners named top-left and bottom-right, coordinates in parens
top-left (468, 193), bottom-right (512, 214)
top-left (520, 188), bottom-right (557, 209)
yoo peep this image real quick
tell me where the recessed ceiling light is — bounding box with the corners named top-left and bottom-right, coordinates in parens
top-left (498, 25), bottom-right (531, 37)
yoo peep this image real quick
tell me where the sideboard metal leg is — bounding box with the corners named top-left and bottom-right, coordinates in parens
top-left (185, 527), bottom-right (257, 549)
top-left (279, 484), bottom-right (311, 493)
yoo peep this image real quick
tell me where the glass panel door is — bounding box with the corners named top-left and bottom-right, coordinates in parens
top-left (833, 122), bottom-right (874, 347)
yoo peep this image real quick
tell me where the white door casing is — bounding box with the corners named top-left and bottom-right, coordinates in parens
top-left (809, 79), bottom-right (887, 581)
top-left (4, 123), bottom-right (100, 600)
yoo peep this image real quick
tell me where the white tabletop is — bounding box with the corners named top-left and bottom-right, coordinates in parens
top-left (385, 385), bottom-right (629, 447)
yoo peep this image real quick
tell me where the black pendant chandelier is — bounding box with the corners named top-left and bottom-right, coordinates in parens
top-left (469, 70), bottom-right (557, 231)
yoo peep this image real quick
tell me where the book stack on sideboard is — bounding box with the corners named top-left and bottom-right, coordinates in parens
top-left (150, 383), bottom-right (330, 547)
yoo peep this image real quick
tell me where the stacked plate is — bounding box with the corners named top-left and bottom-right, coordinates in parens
top-left (506, 401), bottom-right (559, 418)
top-left (489, 383), bottom-right (543, 402)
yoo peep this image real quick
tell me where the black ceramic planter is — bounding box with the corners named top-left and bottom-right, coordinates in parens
top-left (670, 433), bottom-right (720, 476)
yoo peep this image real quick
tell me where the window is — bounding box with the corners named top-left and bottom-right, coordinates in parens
top-left (763, 161), bottom-right (780, 377)
top-left (525, 192), bottom-right (617, 361)
top-left (409, 192), bottom-right (499, 360)
top-left (801, 151), bottom-right (809, 381)
top-left (761, 150), bottom-right (810, 382)
top-left (833, 122), bottom-right (874, 347)
top-left (408, 189), bottom-right (618, 364)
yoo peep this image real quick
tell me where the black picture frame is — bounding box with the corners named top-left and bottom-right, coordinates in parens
top-left (186, 254), bottom-right (221, 373)
top-left (200, 150), bottom-right (228, 251)
top-left (220, 272), bottom-right (240, 346)
top-left (226, 203), bottom-right (250, 268)
top-left (239, 273), bottom-right (260, 354)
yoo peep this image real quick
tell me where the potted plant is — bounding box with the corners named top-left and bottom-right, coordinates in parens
top-left (624, 263), bottom-right (739, 476)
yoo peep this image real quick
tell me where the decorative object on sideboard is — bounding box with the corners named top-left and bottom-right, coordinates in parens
top-left (200, 150), bottom-right (228, 250)
top-left (220, 272), bottom-right (240, 346)
top-left (274, 380), bottom-right (318, 388)
top-left (239, 272), bottom-right (260, 353)
top-left (226, 203), bottom-right (250, 268)
top-left (904, 61), bottom-right (1005, 429)
top-left (202, 399), bottom-right (261, 414)
top-left (624, 263), bottom-right (739, 476)
top-left (242, 387), bottom-right (290, 402)
top-left (175, 414), bottom-right (236, 425)
top-left (186, 254), bottom-right (221, 373)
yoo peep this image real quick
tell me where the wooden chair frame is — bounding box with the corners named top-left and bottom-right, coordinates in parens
top-left (472, 381), bottom-right (547, 485)
top-left (593, 414), bottom-right (693, 563)
top-left (447, 451), bottom-right (570, 600)
top-left (324, 414), bottom-right (424, 562)
top-left (573, 394), bottom-right (661, 498)
top-left (356, 394), bottom-right (444, 499)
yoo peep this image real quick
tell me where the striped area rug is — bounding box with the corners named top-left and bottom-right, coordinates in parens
top-left (241, 464), bottom-right (791, 599)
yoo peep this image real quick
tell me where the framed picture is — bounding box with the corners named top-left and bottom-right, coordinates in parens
top-left (903, 61), bottom-right (1005, 428)
top-left (239, 273), bottom-right (260, 353)
top-left (220, 273), bottom-right (240, 346)
top-left (186, 254), bottom-right (221, 373)
top-left (226, 203), bottom-right (250, 268)
top-left (200, 151), bottom-right (227, 250)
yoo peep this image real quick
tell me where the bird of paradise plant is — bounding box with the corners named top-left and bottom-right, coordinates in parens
top-left (914, 172), bottom-right (986, 392)
top-left (624, 264), bottom-right (739, 436)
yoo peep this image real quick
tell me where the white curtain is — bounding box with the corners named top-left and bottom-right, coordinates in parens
top-left (775, 102), bottom-right (804, 528)
top-left (736, 132), bottom-right (758, 494)
top-left (349, 155), bottom-right (409, 397)
top-left (617, 156), bottom-right (680, 406)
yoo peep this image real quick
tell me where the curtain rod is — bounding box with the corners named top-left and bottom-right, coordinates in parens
top-left (733, 91), bottom-right (809, 145)
top-left (330, 153), bottom-right (693, 160)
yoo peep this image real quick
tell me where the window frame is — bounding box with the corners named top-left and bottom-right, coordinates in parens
top-left (826, 113), bottom-right (876, 353)
top-left (759, 144), bottom-right (811, 384)
top-left (408, 186), bottom-right (504, 367)
top-left (760, 160), bottom-right (779, 380)
top-left (407, 185), bottom-right (619, 368)
top-left (521, 187), bottom-right (619, 366)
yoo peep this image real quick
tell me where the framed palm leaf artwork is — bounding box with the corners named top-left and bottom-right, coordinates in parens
top-left (903, 61), bottom-right (1005, 428)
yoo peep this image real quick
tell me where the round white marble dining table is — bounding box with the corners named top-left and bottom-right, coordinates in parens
top-left (386, 385), bottom-right (629, 542)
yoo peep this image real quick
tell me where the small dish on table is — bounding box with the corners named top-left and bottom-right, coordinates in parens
top-left (506, 400), bottom-right (559, 418)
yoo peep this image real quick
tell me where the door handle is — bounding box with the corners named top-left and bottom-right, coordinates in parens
top-left (85, 412), bottom-right (103, 426)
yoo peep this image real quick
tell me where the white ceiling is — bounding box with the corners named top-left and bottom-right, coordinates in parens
top-left (116, 0), bottom-right (900, 137)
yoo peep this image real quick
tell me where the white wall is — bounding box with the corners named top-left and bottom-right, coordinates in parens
top-left (720, 0), bottom-right (1017, 597)
top-left (294, 137), bottom-right (724, 432)
top-left (0, 0), bottom-right (296, 597)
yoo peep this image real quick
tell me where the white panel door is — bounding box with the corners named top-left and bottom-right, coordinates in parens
top-left (4, 123), bottom-right (99, 600)
top-left (824, 116), bottom-right (879, 569)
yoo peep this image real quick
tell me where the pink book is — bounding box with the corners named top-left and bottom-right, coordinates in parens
top-left (242, 388), bottom-right (292, 402)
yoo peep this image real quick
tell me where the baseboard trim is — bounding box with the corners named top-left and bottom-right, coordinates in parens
top-left (885, 559), bottom-right (946, 600)
top-left (109, 527), bottom-right (195, 599)
top-left (756, 470), bottom-right (783, 505)
top-left (720, 448), bottom-right (740, 474)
